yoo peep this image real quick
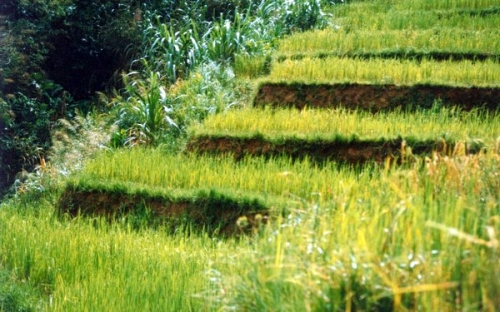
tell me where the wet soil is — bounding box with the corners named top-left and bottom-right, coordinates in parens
top-left (254, 83), bottom-right (500, 111)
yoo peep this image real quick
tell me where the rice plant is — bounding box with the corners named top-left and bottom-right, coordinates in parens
top-left (190, 107), bottom-right (500, 145)
top-left (267, 57), bottom-right (500, 87)
top-left (216, 151), bottom-right (500, 310)
top-left (0, 203), bottom-right (243, 311)
top-left (331, 7), bottom-right (500, 31)
top-left (394, 0), bottom-right (500, 10)
top-left (277, 29), bottom-right (500, 56)
top-left (2, 149), bottom-right (499, 310)
top-left (77, 149), bottom-right (376, 205)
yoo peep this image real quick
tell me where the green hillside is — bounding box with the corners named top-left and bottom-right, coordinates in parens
top-left (1, 0), bottom-right (499, 311)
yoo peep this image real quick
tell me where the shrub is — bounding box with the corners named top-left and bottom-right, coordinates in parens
top-left (113, 70), bottom-right (178, 147)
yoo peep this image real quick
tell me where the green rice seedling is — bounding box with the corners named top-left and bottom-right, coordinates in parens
top-left (277, 29), bottom-right (500, 57)
top-left (190, 107), bottom-right (500, 146)
top-left (267, 57), bottom-right (500, 87)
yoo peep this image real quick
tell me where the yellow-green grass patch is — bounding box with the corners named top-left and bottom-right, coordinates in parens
top-left (393, 0), bottom-right (500, 11)
top-left (331, 7), bottom-right (500, 32)
top-left (75, 148), bottom-right (380, 205)
top-left (190, 107), bottom-right (499, 145)
top-left (0, 203), bottom-right (247, 311)
top-left (276, 32), bottom-right (500, 64)
top-left (187, 107), bottom-right (498, 162)
top-left (267, 57), bottom-right (500, 87)
top-left (223, 151), bottom-right (500, 310)
top-left (1, 151), bottom-right (500, 310)
top-left (335, 0), bottom-right (500, 12)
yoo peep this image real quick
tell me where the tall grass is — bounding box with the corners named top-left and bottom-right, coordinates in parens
top-left (393, 0), bottom-right (500, 10)
top-left (277, 29), bottom-right (500, 56)
top-left (0, 203), bottom-right (244, 311)
top-left (191, 107), bottom-right (500, 145)
top-left (330, 0), bottom-right (500, 15)
top-left (219, 151), bottom-right (500, 310)
top-left (331, 8), bottom-right (500, 31)
top-left (267, 57), bottom-right (500, 87)
top-left (4, 150), bottom-right (497, 310)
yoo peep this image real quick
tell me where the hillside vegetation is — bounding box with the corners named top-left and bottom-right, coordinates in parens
top-left (1, 0), bottom-right (499, 311)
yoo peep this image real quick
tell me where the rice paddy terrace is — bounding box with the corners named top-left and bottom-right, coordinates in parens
top-left (254, 2), bottom-right (500, 110)
top-left (188, 0), bottom-right (500, 164)
top-left (60, 0), bottom-right (500, 234)
top-left (25, 0), bottom-right (500, 310)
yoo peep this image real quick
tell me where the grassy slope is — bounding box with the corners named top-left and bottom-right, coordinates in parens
top-left (0, 0), bottom-right (499, 311)
top-left (1, 151), bottom-right (499, 310)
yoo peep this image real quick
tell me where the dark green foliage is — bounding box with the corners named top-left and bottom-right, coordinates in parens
top-left (43, 1), bottom-right (142, 100)
top-left (0, 0), bottom-right (141, 195)
top-left (0, 94), bottom-right (51, 190)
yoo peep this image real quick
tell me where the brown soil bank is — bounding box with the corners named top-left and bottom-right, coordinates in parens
top-left (186, 135), bottom-right (476, 164)
top-left (58, 185), bottom-right (269, 236)
top-left (254, 83), bottom-right (500, 111)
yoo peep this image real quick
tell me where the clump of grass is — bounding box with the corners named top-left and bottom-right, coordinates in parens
top-left (331, 6), bottom-right (500, 31)
top-left (267, 57), bottom-right (500, 87)
top-left (0, 203), bottom-right (243, 311)
top-left (394, 0), bottom-right (500, 10)
top-left (0, 265), bottom-right (43, 312)
top-left (233, 54), bottom-right (271, 78)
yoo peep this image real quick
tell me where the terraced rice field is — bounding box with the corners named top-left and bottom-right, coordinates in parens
top-left (250, 0), bottom-right (500, 110)
top-left (187, 107), bottom-right (497, 162)
top-left (53, 0), bottom-right (500, 310)
top-left (62, 0), bottom-right (500, 232)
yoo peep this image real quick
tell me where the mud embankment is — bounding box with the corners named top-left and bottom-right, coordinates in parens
top-left (186, 135), bottom-right (471, 164)
top-left (254, 83), bottom-right (500, 111)
top-left (58, 186), bottom-right (269, 236)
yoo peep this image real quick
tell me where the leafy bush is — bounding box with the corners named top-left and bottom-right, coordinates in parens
top-left (111, 0), bottom-right (332, 149)
top-left (0, 0), bottom-right (144, 194)
top-left (111, 62), bottom-right (250, 149)
top-left (113, 70), bottom-right (178, 147)
top-left (0, 92), bottom-right (56, 196)
top-left (138, 0), bottom-right (330, 83)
